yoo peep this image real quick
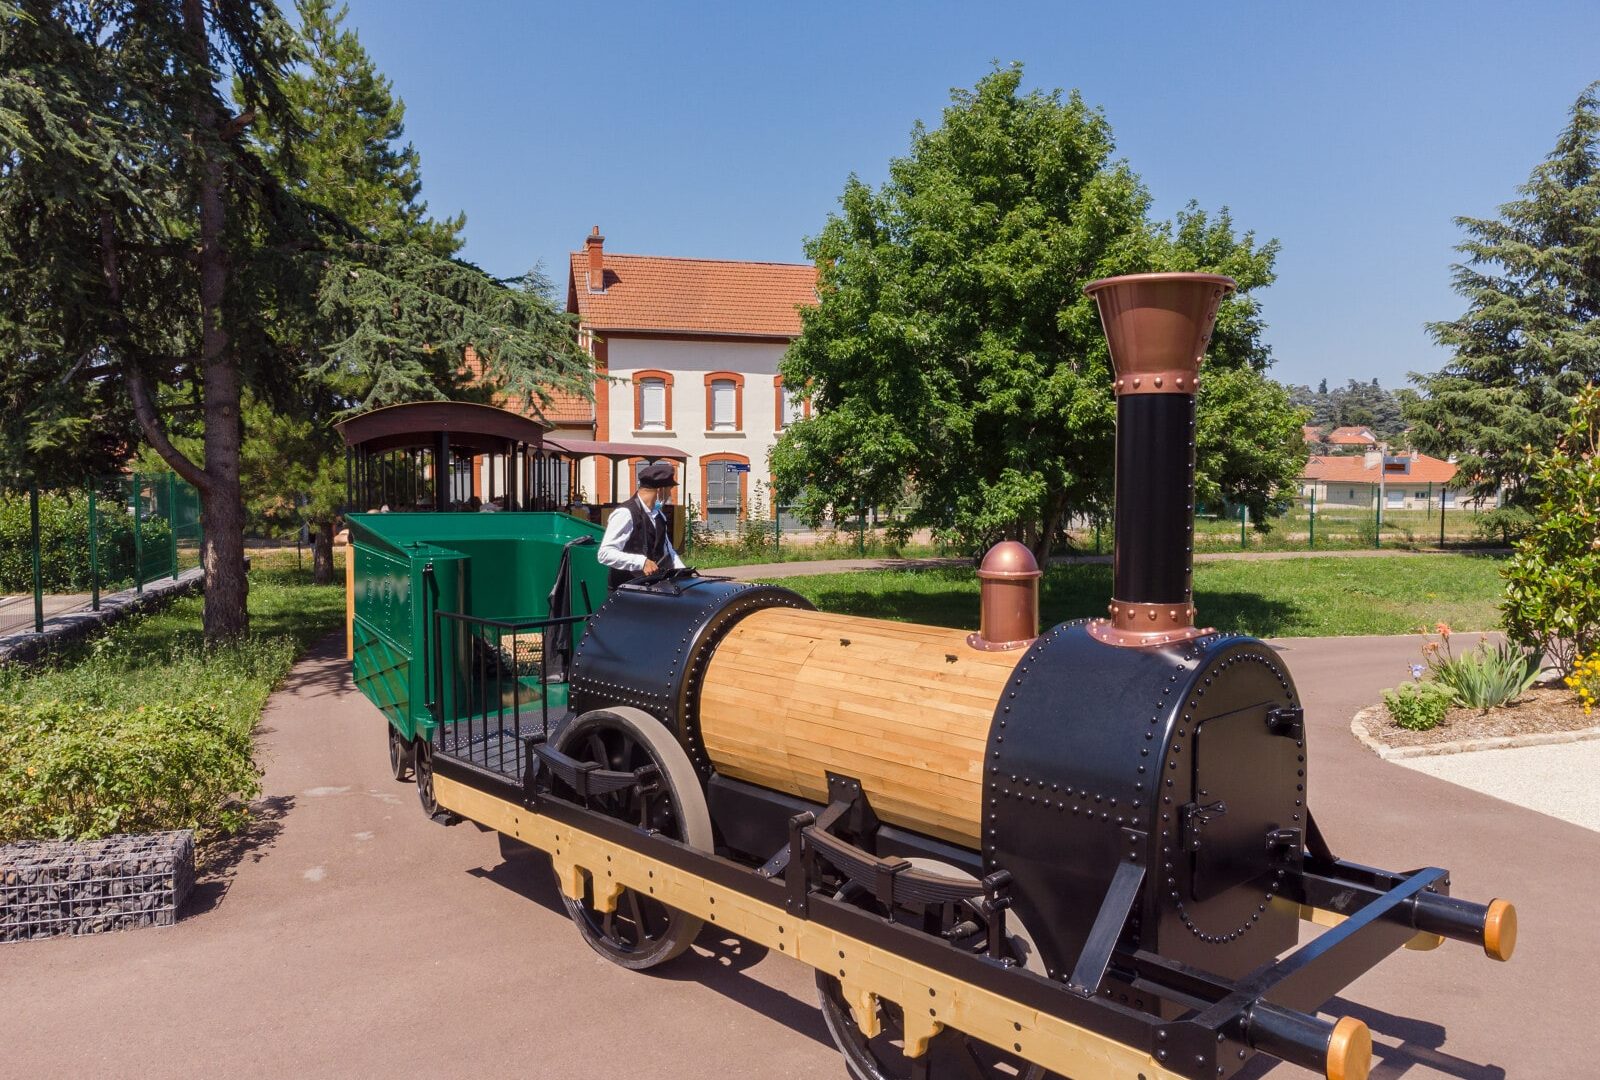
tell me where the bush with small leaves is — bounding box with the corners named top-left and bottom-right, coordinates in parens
top-left (1500, 385), bottom-right (1600, 677)
top-left (1383, 682), bottom-right (1456, 732)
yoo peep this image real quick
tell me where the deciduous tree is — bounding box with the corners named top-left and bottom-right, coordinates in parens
top-left (773, 66), bottom-right (1302, 558)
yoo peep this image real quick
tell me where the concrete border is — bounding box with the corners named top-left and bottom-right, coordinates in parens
top-left (0, 566), bottom-right (205, 666)
top-left (1350, 701), bottom-right (1600, 759)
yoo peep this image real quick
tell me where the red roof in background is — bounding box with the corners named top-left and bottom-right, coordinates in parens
top-left (463, 346), bottom-right (594, 426)
top-left (1326, 426), bottom-right (1378, 446)
top-left (1302, 425), bottom-right (1323, 443)
top-left (568, 251), bottom-right (817, 337)
top-left (1303, 453), bottom-right (1457, 484)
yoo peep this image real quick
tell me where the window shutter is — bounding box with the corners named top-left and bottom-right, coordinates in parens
top-left (712, 380), bottom-right (735, 428)
top-left (641, 379), bottom-right (665, 428)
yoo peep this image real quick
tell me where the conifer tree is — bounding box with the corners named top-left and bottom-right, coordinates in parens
top-left (0, 0), bottom-right (591, 638)
top-left (1408, 82), bottom-right (1600, 508)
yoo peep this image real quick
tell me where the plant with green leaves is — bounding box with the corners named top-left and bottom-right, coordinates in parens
top-left (1426, 638), bottom-right (1541, 712)
top-left (1407, 81), bottom-right (1600, 511)
top-left (772, 65), bottom-right (1306, 560)
top-left (1500, 384), bottom-right (1600, 676)
top-left (1382, 682), bottom-right (1456, 732)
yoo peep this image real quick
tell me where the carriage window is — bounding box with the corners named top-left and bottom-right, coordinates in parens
top-left (639, 378), bottom-right (666, 430)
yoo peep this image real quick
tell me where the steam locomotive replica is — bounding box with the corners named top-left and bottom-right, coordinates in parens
top-left (345, 273), bottom-right (1516, 1080)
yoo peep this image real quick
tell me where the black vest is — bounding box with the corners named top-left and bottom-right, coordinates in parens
top-left (609, 497), bottom-right (669, 589)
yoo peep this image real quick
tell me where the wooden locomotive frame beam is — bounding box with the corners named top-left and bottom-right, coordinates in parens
top-left (434, 774), bottom-right (1191, 1080)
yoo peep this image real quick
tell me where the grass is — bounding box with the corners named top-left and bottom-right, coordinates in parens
top-left (686, 533), bottom-right (944, 569)
top-left (767, 553), bottom-right (1508, 639)
top-left (3, 552), bottom-right (343, 707)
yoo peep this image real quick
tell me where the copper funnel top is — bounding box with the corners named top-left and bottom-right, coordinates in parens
top-left (1083, 273), bottom-right (1235, 395)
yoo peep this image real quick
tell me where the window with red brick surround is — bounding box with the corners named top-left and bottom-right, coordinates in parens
top-left (704, 372), bottom-right (744, 431)
top-left (773, 375), bottom-right (811, 430)
top-left (701, 452), bottom-right (750, 519)
top-left (633, 370), bottom-right (674, 431)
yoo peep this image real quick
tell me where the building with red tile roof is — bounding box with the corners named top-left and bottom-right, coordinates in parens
top-left (1325, 425), bottom-right (1379, 448)
top-left (558, 228), bottom-right (819, 517)
top-left (1299, 450), bottom-right (1478, 511)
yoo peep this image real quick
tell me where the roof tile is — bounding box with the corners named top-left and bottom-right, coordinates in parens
top-left (568, 252), bottom-right (818, 336)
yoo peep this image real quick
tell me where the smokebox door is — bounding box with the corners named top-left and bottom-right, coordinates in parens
top-left (1189, 703), bottom-right (1301, 903)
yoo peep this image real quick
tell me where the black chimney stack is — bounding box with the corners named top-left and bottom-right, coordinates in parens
top-left (1082, 273), bottom-right (1235, 647)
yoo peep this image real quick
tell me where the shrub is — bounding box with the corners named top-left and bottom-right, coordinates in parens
top-left (0, 488), bottom-right (172, 592)
top-left (1567, 650), bottom-right (1600, 716)
top-left (1383, 682), bottom-right (1455, 731)
top-left (1499, 385), bottom-right (1600, 676)
top-left (1427, 637), bottom-right (1541, 712)
top-left (0, 698), bottom-right (260, 844)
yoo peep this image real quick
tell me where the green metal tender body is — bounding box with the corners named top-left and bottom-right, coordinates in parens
top-left (347, 511), bottom-right (607, 743)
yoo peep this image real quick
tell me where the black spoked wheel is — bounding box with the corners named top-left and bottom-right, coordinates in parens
top-left (550, 707), bottom-right (713, 971)
top-left (817, 862), bottom-right (1056, 1080)
top-left (388, 724), bottom-right (414, 782)
top-left (414, 738), bottom-right (441, 817)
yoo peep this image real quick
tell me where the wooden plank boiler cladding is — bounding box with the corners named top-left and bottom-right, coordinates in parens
top-left (699, 608), bottom-right (1024, 846)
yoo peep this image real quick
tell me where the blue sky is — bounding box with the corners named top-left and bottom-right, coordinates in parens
top-left (338, 1), bottom-right (1598, 390)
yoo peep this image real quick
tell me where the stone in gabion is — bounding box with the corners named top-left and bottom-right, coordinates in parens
top-left (0, 831), bottom-right (194, 943)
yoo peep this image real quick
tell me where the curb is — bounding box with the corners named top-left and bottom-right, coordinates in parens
top-left (1350, 703), bottom-right (1600, 760)
top-left (0, 566), bottom-right (205, 666)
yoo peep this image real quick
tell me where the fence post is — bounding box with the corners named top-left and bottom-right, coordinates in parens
top-left (133, 473), bottom-right (144, 593)
top-left (773, 501), bottom-right (780, 557)
top-left (30, 484), bottom-right (44, 633)
top-left (858, 503), bottom-right (866, 558)
top-left (1308, 489), bottom-right (1315, 549)
top-left (1440, 491), bottom-right (1447, 548)
top-left (1239, 503), bottom-right (1247, 549)
top-left (167, 472), bottom-right (178, 579)
top-left (88, 484), bottom-right (100, 611)
top-left (1373, 488), bottom-right (1382, 550)
top-left (1094, 518), bottom-right (1102, 555)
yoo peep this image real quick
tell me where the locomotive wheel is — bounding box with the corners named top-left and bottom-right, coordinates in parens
top-left (817, 859), bottom-right (1056, 1080)
top-left (388, 724), bottom-right (414, 782)
top-left (550, 706), bottom-right (713, 971)
top-left (413, 738), bottom-right (441, 817)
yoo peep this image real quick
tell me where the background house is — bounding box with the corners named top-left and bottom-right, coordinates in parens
top-left (561, 228), bottom-right (818, 529)
top-left (1300, 449), bottom-right (1470, 511)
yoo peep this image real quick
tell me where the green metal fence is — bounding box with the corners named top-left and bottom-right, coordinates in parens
top-left (0, 473), bottom-right (203, 637)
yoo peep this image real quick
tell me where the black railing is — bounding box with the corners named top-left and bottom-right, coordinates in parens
top-left (429, 609), bottom-right (593, 778)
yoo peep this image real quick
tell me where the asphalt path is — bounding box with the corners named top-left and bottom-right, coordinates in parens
top-left (3, 630), bottom-right (1595, 1078)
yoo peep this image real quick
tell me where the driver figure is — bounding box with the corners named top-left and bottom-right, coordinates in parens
top-left (597, 461), bottom-right (685, 590)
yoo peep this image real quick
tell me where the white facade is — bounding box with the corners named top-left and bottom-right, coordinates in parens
top-left (586, 336), bottom-right (800, 529)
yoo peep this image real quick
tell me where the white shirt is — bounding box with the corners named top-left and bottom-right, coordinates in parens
top-left (597, 497), bottom-right (684, 574)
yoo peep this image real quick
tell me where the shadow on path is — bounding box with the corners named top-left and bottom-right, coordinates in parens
top-left (188, 794), bottom-right (295, 917)
top-left (472, 835), bottom-right (834, 1049)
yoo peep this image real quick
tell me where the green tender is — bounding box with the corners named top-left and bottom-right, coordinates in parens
top-left (348, 511), bottom-right (607, 743)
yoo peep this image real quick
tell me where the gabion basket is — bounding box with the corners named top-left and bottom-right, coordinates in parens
top-left (0, 830), bottom-right (195, 943)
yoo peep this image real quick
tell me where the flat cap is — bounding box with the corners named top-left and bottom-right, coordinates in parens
top-left (638, 461), bottom-right (678, 489)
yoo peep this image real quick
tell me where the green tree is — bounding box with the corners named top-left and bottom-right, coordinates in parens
top-left (772, 66), bottom-right (1301, 558)
top-left (243, 0), bottom-right (467, 583)
top-left (1408, 81), bottom-right (1600, 508)
top-left (1499, 385), bottom-right (1600, 676)
top-left (0, 1), bottom-right (592, 636)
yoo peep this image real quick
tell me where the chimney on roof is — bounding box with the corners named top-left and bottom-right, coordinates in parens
top-left (586, 226), bottom-right (605, 292)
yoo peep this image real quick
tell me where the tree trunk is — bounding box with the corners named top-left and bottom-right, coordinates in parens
top-left (1031, 494), bottom-right (1067, 565)
top-left (312, 519), bottom-right (336, 585)
top-left (186, 0), bottom-right (248, 642)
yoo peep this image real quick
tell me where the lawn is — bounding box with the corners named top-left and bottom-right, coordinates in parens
top-left (0, 551), bottom-right (345, 843)
top-left (767, 554), bottom-right (1507, 639)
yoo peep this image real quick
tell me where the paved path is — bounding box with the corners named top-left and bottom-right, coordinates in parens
top-left (1397, 740), bottom-right (1600, 831)
top-left (3, 631), bottom-right (1594, 1078)
top-left (712, 547), bottom-right (1504, 581)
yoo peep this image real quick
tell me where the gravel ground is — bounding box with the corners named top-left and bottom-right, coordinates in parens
top-left (1396, 740), bottom-right (1600, 831)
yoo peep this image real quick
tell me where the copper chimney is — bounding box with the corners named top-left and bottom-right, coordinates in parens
top-left (1082, 272), bottom-right (1234, 647)
top-left (968, 541), bottom-right (1041, 651)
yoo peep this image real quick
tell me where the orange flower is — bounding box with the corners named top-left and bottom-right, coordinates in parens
top-left (1422, 641), bottom-right (1439, 654)
top-left (1434, 622), bottom-right (1452, 638)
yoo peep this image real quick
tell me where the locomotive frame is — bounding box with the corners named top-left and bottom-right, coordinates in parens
top-left (345, 273), bottom-right (1516, 1080)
